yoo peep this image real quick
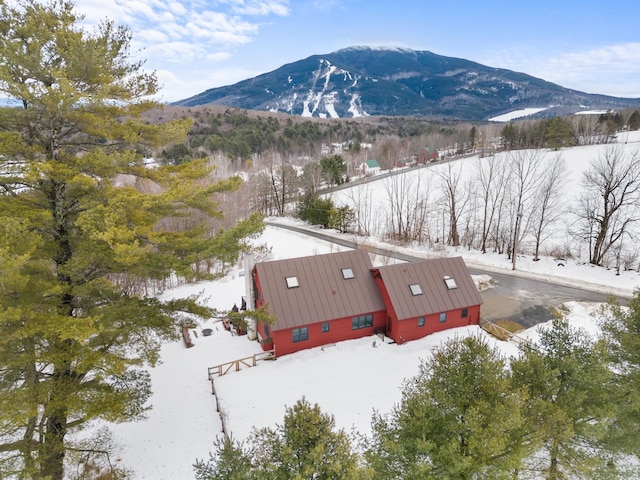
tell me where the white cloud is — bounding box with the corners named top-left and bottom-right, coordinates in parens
top-left (186, 11), bottom-right (258, 44)
top-left (539, 43), bottom-right (640, 97)
top-left (206, 51), bottom-right (234, 62)
top-left (311, 0), bottom-right (342, 14)
top-left (480, 42), bottom-right (640, 98)
top-left (145, 41), bottom-right (209, 63)
top-left (155, 65), bottom-right (262, 102)
top-left (138, 28), bottom-right (169, 43)
top-left (218, 0), bottom-right (290, 16)
top-left (74, 0), bottom-right (284, 59)
top-left (167, 1), bottom-right (188, 16)
top-left (68, 0), bottom-right (293, 101)
top-left (552, 42), bottom-right (640, 70)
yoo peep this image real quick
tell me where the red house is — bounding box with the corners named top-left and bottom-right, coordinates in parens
top-left (418, 146), bottom-right (439, 163)
top-left (252, 252), bottom-right (482, 356)
top-left (252, 250), bottom-right (387, 356)
top-left (371, 257), bottom-right (482, 345)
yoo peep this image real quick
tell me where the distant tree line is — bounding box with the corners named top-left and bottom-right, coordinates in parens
top-left (499, 109), bottom-right (640, 151)
top-left (158, 103), bottom-right (640, 271)
top-left (157, 107), bottom-right (640, 169)
top-left (196, 294), bottom-right (640, 479)
top-left (160, 110), bottom-right (374, 166)
top-left (338, 144), bottom-right (639, 270)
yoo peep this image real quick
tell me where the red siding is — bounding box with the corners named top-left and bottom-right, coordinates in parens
top-left (390, 305), bottom-right (481, 344)
top-left (254, 253), bottom-right (482, 356)
top-left (263, 311), bottom-right (386, 356)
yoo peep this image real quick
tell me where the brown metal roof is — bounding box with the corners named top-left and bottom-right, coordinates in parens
top-left (254, 249), bottom-right (386, 331)
top-left (372, 256), bottom-right (483, 320)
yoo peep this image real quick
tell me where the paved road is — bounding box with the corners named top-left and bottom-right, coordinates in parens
top-left (266, 221), bottom-right (629, 328)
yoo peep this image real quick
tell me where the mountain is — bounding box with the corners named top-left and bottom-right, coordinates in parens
top-left (173, 46), bottom-right (640, 121)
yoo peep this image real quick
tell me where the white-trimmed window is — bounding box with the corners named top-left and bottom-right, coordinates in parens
top-left (285, 276), bottom-right (299, 288)
top-left (444, 276), bottom-right (458, 290)
top-left (409, 283), bottom-right (423, 296)
top-left (341, 267), bottom-right (355, 279)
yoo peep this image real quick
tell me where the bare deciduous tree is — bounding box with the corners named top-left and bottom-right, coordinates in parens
top-left (247, 171), bottom-right (278, 216)
top-left (530, 155), bottom-right (568, 261)
top-left (508, 150), bottom-right (544, 269)
top-left (344, 180), bottom-right (378, 236)
top-left (264, 153), bottom-right (300, 216)
top-left (301, 160), bottom-right (324, 196)
top-left (573, 147), bottom-right (640, 265)
top-left (474, 155), bottom-right (511, 254)
top-left (437, 163), bottom-right (470, 247)
top-left (383, 170), bottom-right (432, 242)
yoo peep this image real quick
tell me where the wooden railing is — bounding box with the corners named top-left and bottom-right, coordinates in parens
top-left (208, 348), bottom-right (276, 384)
top-left (207, 348), bottom-right (277, 438)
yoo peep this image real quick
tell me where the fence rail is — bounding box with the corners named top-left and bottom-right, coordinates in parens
top-left (207, 349), bottom-right (276, 386)
top-left (207, 348), bottom-right (277, 438)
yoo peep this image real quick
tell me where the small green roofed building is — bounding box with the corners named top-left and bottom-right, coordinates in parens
top-left (357, 159), bottom-right (381, 176)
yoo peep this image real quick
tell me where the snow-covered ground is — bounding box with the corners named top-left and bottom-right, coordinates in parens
top-left (103, 223), bottom-right (637, 479)
top-left (489, 107), bottom-right (549, 122)
top-left (103, 133), bottom-right (640, 479)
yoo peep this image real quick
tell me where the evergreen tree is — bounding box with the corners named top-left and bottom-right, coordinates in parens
top-left (599, 111), bottom-right (623, 137)
top-left (162, 142), bottom-right (192, 165)
top-left (298, 193), bottom-right (334, 228)
top-left (366, 335), bottom-right (528, 479)
top-left (469, 125), bottom-right (477, 150)
top-left (601, 292), bottom-right (640, 458)
top-left (0, 2), bottom-right (263, 478)
top-left (501, 123), bottom-right (517, 150)
top-left (253, 398), bottom-right (365, 479)
top-left (320, 154), bottom-right (348, 185)
top-left (511, 318), bottom-right (620, 479)
top-left (628, 110), bottom-right (640, 131)
top-left (543, 117), bottom-right (575, 150)
top-left (329, 205), bottom-right (355, 233)
top-left (194, 437), bottom-right (253, 480)
top-left (195, 398), bottom-right (367, 480)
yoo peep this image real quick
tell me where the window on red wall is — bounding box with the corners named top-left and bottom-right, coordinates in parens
top-left (461, 308), bottom-right (468, 318)
top-left (439, 312), bottom-right (447, 323)
top-left (292, 327), bottom-right (308, 342)
top-left (352, 314), bottom-right (373, 330)
top-left (418, 317), bottom-right (425, 327)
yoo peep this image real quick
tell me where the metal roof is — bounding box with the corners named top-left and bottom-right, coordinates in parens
top-left (371, 256), bottom-right (483, 320)
top-left (254, 249), bottom-right (386, 330)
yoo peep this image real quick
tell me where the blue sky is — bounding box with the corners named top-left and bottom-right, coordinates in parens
top-left (72, 0), bottom-right (640, 103)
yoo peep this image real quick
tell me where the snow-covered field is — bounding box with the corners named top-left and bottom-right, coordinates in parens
top-left (104, 133), bottom-right (640, 479)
